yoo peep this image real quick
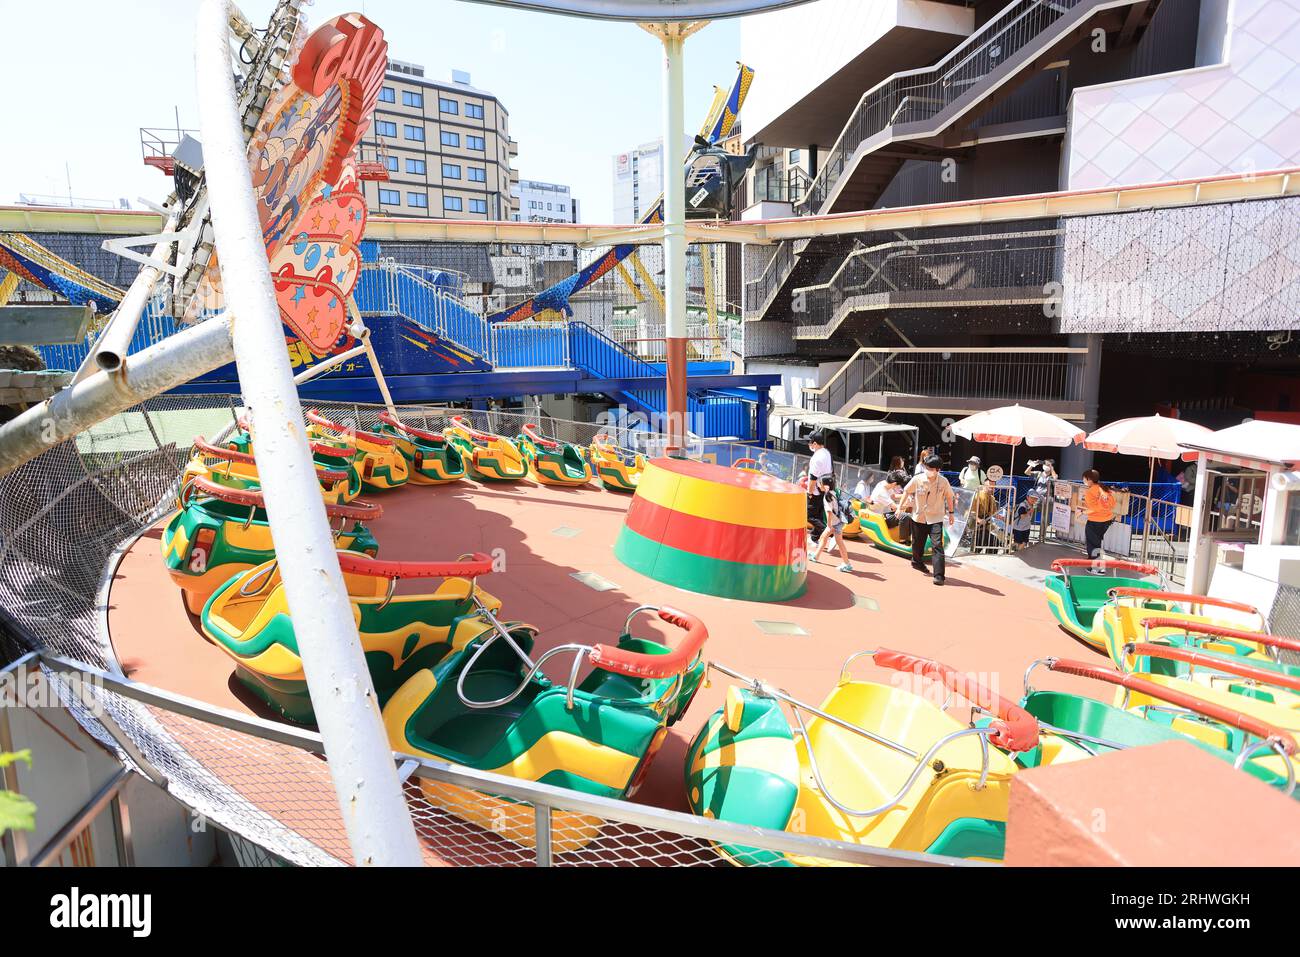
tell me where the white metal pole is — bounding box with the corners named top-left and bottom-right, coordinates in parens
top-left (348, 300), bottom-right (397, 418)
top-left (660, 27), bottom-right (688, 453)
top-left (0, 314), bottom-right (235, 478)
top-left (88, 209), bottom-right (182, 379)
top-left (1141, 455), bottom-right (1154, 565)
top-left (196, 0), bottom-right (422, 866)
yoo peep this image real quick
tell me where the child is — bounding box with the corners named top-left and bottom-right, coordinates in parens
top-left (1012, 491), bottom-right (1040, 549)
top-left (813, 475), bottom-right (853, 573)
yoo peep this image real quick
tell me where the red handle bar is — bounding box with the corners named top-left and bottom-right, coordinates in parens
top-left (191, 438), bottom-right (349, 485)
top-left (306, 410), bottom-right (394, 447)
top-left (588, 606), bottom-right (708, 680)
top-left (733, 458), bottom-right (759, 469)
top-left (378, 411), bottom-right (445, 444)
top-left (1137, 617), bottom-right (1300, 654)
top-left (1110, 588), bottom-right (1260, 617)
top-left (873, 648), bottom-right (1039, 752)
top-left (1125, 642), bottom-right (1300, 693)
top-left (450, 415), bottom-right (505, 443)
top-left (522, 422), bottom-right (560, 450)
top-left (1045, 659), bottom-right (1297, 755)
top-left (182, 476), bottom-right (382, 521)
top-left (1051, 558), bottom-right (1161, 577)
top-left (336, 551), bottom-right (494, 580)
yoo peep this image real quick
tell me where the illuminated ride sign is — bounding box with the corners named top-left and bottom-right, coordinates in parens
top-left (199, 12), bottom-right (387, 356)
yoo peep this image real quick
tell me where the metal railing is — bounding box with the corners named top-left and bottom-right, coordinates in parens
top-left (798, 0), bottom-right (1090, 214)
top-left (803, 347), bottom-right (1088, 416)
top-left (792, 225), bottom-right (1061, 339)
top-left (0, 652), bottom-right (976, 868)
top-left (743, 239), bottom-right (800, 317)
top-left (1042, 480), bottom-right (1191, 584)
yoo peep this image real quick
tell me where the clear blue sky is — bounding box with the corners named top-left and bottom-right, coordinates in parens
top-left (0, 0), bottom-right (741, 222)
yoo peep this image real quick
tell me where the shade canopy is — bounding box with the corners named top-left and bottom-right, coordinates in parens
top-left (1178, 419), bottom-right (1300, 469)
top-left (950, 405), bottom-right (1085, 447)
top-left (1085, 414), bottom-right (1214, 460)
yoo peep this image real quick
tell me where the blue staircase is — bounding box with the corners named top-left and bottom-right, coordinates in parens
top-left (568, 322), bottom-right (751, 438)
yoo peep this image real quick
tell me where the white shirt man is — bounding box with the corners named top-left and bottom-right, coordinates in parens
top-left (868, 479), bottom-right (900, 514)
top-left (808, 435), bottom-right (832, 482)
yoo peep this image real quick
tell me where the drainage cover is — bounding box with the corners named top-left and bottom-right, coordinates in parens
top-left (551, 525), bottom-right (583, 538)
top-left (853, 595), bottom-right (880, 611)
top-left (753, 620), bottom-right (809, 637)
top-left (570, 571), bottom-right (618, 592)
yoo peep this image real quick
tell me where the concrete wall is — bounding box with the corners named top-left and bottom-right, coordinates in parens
top-left (4, 697), bottom-right (217, 866)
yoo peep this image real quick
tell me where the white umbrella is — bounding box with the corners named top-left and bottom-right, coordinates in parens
top-left (950, 405), bottom-right (1085, 544)
top-left (1085, 414), bottom-right (1214, 563)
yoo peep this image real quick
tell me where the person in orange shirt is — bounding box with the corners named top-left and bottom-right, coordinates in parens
top-left (1076, 468), bottom-right (1117, 562)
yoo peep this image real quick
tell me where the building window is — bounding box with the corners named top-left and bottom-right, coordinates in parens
top-left (375, 120), bottom-right (397, 138)
top-left (408, 192), bottom-right (428, 208)
top-left (467, 135), bottom-right (485, 151)
top-left (557, 202), bottom-right (566, 212)
top-left (469, 198), bottom-right (487, 214)
top-left (384, 155), bottom-right (399, 172)
top-left (406, 158), bottom-right (426, 174)
top-left (441, 130), bottom-right (460, 148)
top-left (444, 196), bottom-right (463, 212)
top-left (403, 91), bottom-right (423, 108)
top-left (465, 103), bottom-right (484, 120)
top-left (790, 149), bottom-right (801, 164)
top-left (442, 163), bottom-right (461, 179)
top-left (379, 87), bottom-right (395, 103)
top-left (378, 188), bottom-right (400, 206)
top-left (439, 97), bottom-right (459, 115)
top-left (404, 124), bottom-right (424, 142)
top-left (467, 167), bottom-right (486, 182)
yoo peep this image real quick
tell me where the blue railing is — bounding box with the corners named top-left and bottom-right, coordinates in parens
top-left (354, 264), bottom-right (490, 361)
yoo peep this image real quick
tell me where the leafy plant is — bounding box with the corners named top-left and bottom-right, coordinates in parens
top-left (0, 750), bottom-right (35, 834)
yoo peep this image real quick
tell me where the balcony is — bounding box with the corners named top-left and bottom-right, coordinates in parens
top-left (803, 346), bottom-right (1089, 420)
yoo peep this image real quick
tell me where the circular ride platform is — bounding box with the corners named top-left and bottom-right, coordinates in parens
top-left (616, 457), bottom-right (807, 601)
top-left (106, 475), bottom-right (1100, 864)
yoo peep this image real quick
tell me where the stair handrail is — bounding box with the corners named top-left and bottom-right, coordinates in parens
top-left (798, 0), bottom-right (1091, 213)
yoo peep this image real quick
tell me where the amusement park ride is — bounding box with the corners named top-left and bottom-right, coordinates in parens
top-left (1, 0), bottom-right (1298, 872)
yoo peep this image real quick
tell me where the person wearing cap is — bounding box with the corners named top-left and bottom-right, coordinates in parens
top-left (959, 455), bottom-right (986, 491)
top-left (900, 454), bottom-right (956, 585)
top-left (1012, 490), bottom-right (1041, 549)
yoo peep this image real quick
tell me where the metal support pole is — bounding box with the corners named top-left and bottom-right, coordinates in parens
top-left (1141, 455), bottom-right (1155, 565)
top-left (660, 27), bottom-right (688, 454)
top-left (196, 0), bottom-right (422, 866)
top-left (534, 804), bottom-right (553, 867)
top-left (0, 314), bottom-right (235, 478)
top-left (348, 300), bottom-right (397, 418)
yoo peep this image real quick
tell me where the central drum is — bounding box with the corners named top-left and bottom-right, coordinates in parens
top-left (615, 458), bottom-right (807, 602)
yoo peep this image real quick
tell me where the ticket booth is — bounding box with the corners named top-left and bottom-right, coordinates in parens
top-left (1181, 421), bottom-right (1300, 619)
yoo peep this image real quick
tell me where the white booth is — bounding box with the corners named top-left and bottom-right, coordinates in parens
top-left (1181, 420), bottom-right (1300, 623)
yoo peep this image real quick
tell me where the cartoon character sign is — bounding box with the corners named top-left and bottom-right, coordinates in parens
top-left (189, 11), bottom-right (386, 358)
top-left (269, 161), bottom-right (367, 354)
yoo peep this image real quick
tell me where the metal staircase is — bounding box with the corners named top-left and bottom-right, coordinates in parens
top-left (798, 0), bottom-right (1161, 215)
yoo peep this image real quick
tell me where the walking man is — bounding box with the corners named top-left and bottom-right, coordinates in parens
top-left (901, 453), bottom-right (956, 585)
top-left (808, 430), bottom-right (833, 484)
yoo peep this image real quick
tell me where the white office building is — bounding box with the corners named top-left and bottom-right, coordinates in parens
top-left (612, 139), bottom-right (664, 224)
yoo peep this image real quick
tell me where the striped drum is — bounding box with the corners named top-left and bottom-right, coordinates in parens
top-left (615, 458), bottom-right (807, 602)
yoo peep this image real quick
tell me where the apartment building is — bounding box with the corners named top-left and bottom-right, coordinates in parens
top-left (739, 0), bottom-right (1300, 484)
top-left (356, 60), bottom-right (519, 221)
